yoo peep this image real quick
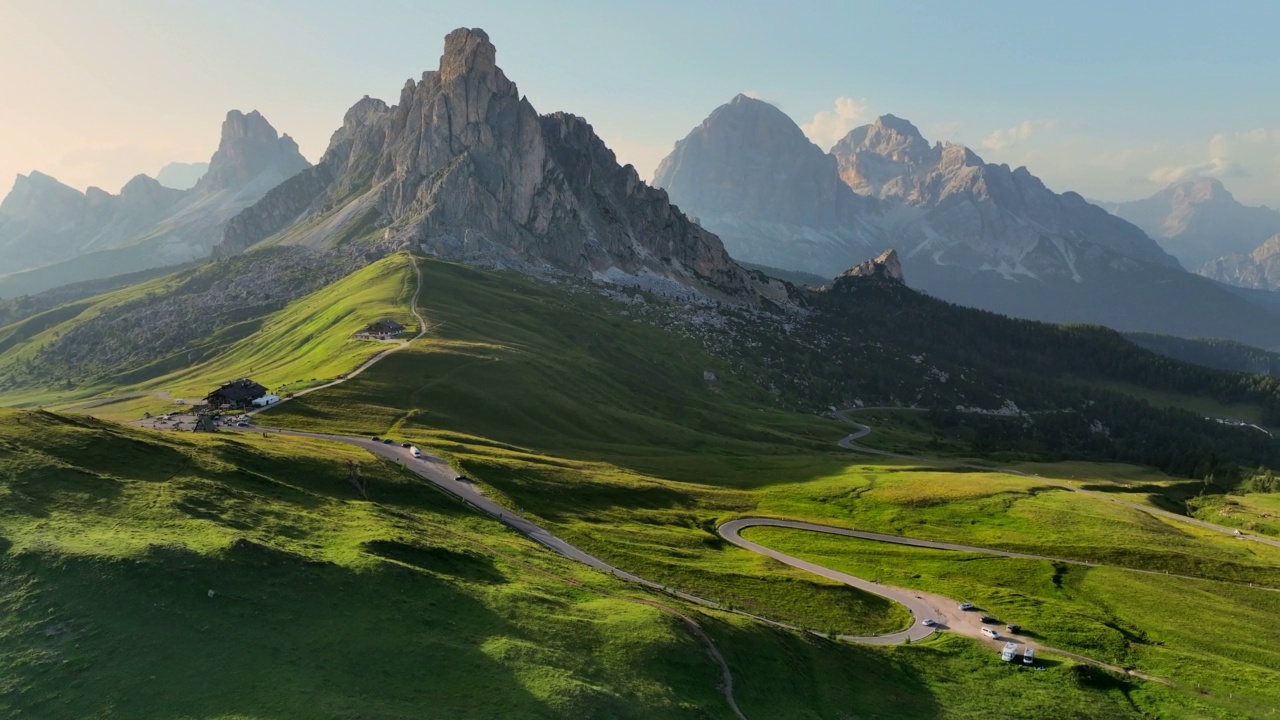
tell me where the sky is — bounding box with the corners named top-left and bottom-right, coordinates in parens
top-left (2, 0), bottom-right (1279, 207)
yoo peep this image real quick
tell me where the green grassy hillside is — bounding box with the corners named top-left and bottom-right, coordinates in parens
top-left (0, 409), bottom-right (1152, 719)
top-left (131, 253), bottom-right (416, 399)
top-left (0, 253), bottom-right (416, 414)
top-left (0, 409), bottom-right (731, 719)
top-left (257, 258), bottom-right (1267, 717)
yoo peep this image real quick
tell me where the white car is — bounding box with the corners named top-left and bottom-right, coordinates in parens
top-left (958, 602), bottom-right (975, 611)
top-left (922, 618), bottom-right (936, 627)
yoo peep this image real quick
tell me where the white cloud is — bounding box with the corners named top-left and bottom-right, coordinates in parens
top-left (980, 120), bottom-right (1057, 153)
top-left (1143, 129), bottom-right (1277, 185)
top-left (801, 97), bottom-right (871, 150)
top-left (741, 89), bottom-right (762, 99)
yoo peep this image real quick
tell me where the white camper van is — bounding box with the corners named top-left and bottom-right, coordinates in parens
top-left (1001, 642), bottom-right (1018, 662)
top-left (1023, 647), bottom-right (1035, 665)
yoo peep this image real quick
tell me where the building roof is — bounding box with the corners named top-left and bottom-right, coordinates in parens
top-left (361, 319), bottom-right (405, 334)
top-left (206, 378), bottom-right (268, 404)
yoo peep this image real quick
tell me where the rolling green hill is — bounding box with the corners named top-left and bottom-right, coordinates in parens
top-left (0, 409), bottom-right (1156, 719)
top-left (252, 258), bottom-right (1279, 717)
top-left (0, 252), bottom-right (416, 413)
top-left (6, 254), bottom-right (1280, 716)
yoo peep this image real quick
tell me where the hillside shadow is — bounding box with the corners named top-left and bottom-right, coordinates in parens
top-left (3, 540), bottom-right (562, 720)
top-left (362, 539), bottom-right (506, 584)
top-left (706, 616), bottom-right (945, 718)
top-left (1077, 482), bottom-right (1197, 514)
top-left (1, 466), bottom-right (124, 519)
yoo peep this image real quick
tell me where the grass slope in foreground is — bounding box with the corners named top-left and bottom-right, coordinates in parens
top-left (0, 410), bottom-right (1142, 719)
top-left (260, 259), bottom-right (1234, 717)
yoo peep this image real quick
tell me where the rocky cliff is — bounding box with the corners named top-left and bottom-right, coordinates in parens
top-left (217, 28), bottom-right (782, 304)
top-left (836, 248), bottom-right (904, 283)
top-left (1199, 234), bottom-right (1280, 291)
top-left (1100, 178), bottom-right (1280, 269)
top-left (0, 110), bottom-right (310, 297)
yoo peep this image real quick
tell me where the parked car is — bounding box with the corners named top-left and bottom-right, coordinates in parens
top-left (921, 618), bottom-right (936, 627)
top-left (958, 602), bottom-right (975, 611)
top-left (981, 627), bottom-right (999, 639)
top-left (980, 616), bottom-right (998, 624)
top-left (371, 436), bottom-right (381, 442)
top-left (454, 475), bottom-right (468, 482)
top-left (1006, 624), bottom-right (1022, 634)
top-left (382, 438), bottom-right (394, 445)
top-left (401, 442), bottom-right (412, 448)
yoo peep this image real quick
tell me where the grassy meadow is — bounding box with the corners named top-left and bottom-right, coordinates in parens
top-left (2, 255), bottom-right (1275, 716)
top-left (0, 408), bottom-right (1164, 719)
top-left (247, 258), bottom-right (1278, 717)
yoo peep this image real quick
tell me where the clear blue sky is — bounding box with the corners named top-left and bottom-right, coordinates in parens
top-left (2, 0), bottom-right (1278, 205)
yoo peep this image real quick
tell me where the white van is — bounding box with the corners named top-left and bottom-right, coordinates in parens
top-left (981, 627), bottom-right (999, 640)
top-left (1023, 647), bottom-right (1035, 665)
top-left (410, 446), bottom-right (423, 458)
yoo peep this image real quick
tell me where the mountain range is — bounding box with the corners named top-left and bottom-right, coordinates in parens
top-left (653, 96), bottom-right (1280, 349)
top-left (2, 28), bottom-right (1278, 350)
top-left (0, 111), bottom-right (309, 298)
top-left (211, 28), bottom-right (782, 304)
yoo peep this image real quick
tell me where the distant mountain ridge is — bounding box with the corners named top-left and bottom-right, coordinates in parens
top-left (652, 97), bottom-right (1280, 349)
top-left (0, 110), bottom-right (309, 298)
top-left (215, 29), bottom-right (786, 304)
top-left (155, 162), bottom-right (209, 190)
top-left (1100, 177), bottom-right (1280, 270)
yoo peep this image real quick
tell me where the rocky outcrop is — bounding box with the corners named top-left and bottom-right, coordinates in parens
top-left (218, 28), bottom-right (779, 303)
top-left (1100, 178), bottom-right (1280, 269)
top-left (837, 249), bottom-right (904, 282)
top-left (0, 110), bottom-right (311, 297)
top-left (1199, 234), bottom-right (1280, 291)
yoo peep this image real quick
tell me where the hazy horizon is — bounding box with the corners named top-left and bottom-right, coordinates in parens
top-left (3, 0), bottom-right (1279, 207)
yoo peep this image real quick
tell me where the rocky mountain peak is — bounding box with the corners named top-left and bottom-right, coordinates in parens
top-left (439, 27), bottom-right (499, 83)
top-left (118, 173), bottom-right (185, 212)
top-left (830, 117), bottom-right (941, 199)
top-left (196, 109), bottom-right (310, 195)
top-left (653, 93), bottom-right (869, 232)
top-left (835, 114), bottom-right (932, 160)
top-left (0, 171), bottom-right (84, 222)
top-left (836, 248), bottom-right (904, 283)
top-left (1168, 176), bottom-right (1229, 204)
